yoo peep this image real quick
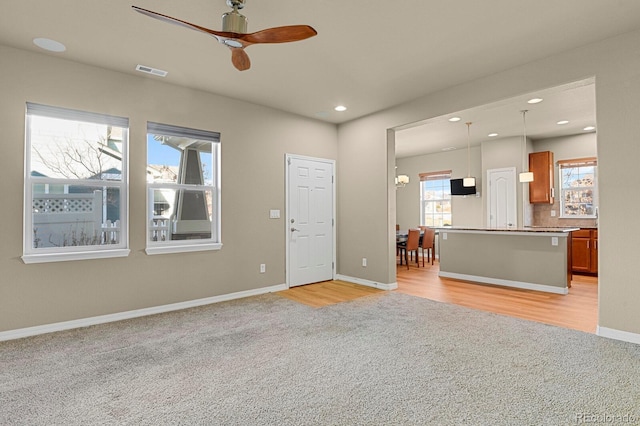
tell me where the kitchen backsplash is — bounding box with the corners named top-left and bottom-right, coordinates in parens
top-left (533, 202), bottom-right (598, 228)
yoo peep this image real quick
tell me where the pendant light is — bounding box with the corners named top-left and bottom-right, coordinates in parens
top-left (518, 110), bottom-right (534, 183)
top-left (463, 122), bottom-right (476, 187)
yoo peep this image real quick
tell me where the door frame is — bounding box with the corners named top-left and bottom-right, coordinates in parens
top-left (486, 167), bottom-right (517, 228)
top-left (285, 153), bottom-right (337, 288)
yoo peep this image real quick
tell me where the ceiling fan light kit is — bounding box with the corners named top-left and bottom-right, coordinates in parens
top-left (132, 0), bottom-right (317, 71)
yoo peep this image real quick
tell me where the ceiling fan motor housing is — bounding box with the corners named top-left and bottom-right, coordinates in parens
top-left (222, 9), bottom-right (248, 33)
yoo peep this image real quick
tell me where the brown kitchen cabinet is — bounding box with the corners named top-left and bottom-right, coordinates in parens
top-left (571, 229), bottom-right (598, 274)
top-left (529, 151), bottom-right (554, 204)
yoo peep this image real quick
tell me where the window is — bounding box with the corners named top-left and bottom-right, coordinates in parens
top-left (559, 157), bottom-right (597, 218)
top-left (146, 122), bottom-right (221, 255)
top-left (24, 103), bottom-right (129, 263)
top-left (420, 170), bottom-right (452, 227)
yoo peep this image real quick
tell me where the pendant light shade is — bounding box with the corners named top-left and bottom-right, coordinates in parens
top-left (519, 172), bottom-right (534, 182)
top-left (463, 122), bottom-right (476, 187)
top-left (519, 110), bottom-right (534, 183)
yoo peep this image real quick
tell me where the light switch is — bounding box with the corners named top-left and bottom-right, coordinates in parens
top-left (269, 209), bottom-right (280, 219)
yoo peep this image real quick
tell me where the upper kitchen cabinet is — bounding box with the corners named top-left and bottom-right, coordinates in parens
top-left (529, 151), bottom-right (554, 204)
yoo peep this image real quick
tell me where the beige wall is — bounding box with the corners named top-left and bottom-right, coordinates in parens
top-left (337, 28), bottom-right (640, 335)
top-left (0, 45), bottom-right (337, 332)
top-left (481, 136), bottom-right (533, 227)
top-left (395, 147), bottom-right (483, 229)
top-left (4, 26), bottom-right (640, 338)
top-left (532, 133), bottom-right (598, 227)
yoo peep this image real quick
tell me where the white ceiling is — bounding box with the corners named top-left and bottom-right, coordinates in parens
top-left (395, 79), bottom-right (596, 158)
top-left (1, 0), bottom-right (639, 131)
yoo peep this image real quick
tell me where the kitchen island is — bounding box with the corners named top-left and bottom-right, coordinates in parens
top-left (438, 227), bottom-right (578, 294)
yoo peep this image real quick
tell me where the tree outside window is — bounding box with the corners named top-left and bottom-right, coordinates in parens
top-left (559, 158), bottom-right (597, 218)
top-left (24, 103), bottom-right (129, 263)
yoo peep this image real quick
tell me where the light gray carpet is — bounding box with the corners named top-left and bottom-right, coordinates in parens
top-left (1, 291), bottom-right (639, 425)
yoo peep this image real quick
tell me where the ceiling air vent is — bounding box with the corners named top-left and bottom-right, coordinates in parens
top-left (135, 64), bottom-right (168, 77)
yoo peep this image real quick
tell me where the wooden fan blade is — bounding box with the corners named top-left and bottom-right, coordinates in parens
top-left (240, 25), bottom-right (317, 44)
top-left (231, 48), bottom-right (251, 71)
top-left (132, 6), bottom-right (238, 41)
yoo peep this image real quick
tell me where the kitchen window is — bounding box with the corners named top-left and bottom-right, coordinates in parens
top-left (420, 170), bottom-right (452, 227)
top-left (23, 103), bottom-right (129, 263)
top-left (559, 157), bottom-right (597, 218)
top-left (145, 122), bottom-right (221, 255)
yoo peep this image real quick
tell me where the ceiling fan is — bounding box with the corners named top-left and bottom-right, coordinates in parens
top-left (132, 0), bottom-right (317, 71)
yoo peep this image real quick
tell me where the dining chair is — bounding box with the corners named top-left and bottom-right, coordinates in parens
top-left (420, 227), bottom-right (436, 266)
top-left (398, 228), bottom-right (420, 269)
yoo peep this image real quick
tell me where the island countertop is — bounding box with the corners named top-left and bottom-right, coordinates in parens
top-left (437, 226), bottom-right (579, 236)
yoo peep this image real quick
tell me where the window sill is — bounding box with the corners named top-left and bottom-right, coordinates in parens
top-left (145, 242), bottom-right (222, 256)
top-left (22, 249), bottom-right (131, 264)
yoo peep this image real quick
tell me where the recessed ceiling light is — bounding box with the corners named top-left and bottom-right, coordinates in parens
top-left (557, 120), bottom-right (569, 125)
top-left (583, 126), bottom-right (596, 131)
top-left (527, 98), bottom-right (543, 104)
top-left (448, 117), bottom-right (461, 122)
top-left (488, 133), bottom-right (499, 137)
top-left (334, 105), bottom-right (347, 112)
top-left (33, 37), bottom-right (66, 52)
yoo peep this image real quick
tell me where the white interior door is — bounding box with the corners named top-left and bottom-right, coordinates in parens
top-left (487, 167), bottom-right (517, 228)
top-left (287, 155), bottom-right (335, 287)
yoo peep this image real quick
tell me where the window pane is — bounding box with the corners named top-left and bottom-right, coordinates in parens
top-left (421, 175), bottom-right (452, 227)
top-left (149, 187), bottom-right (213, 242)
top-left (560, 163), bottom-right (597, 218)
top-left (31, 185), bottom-right (121, 248)
top-left (147, 128), bottom-right (218, 246)
top-left (25, 104), bottom-right (128, 259)
top-left (30, 116), bottom-right (123, 181)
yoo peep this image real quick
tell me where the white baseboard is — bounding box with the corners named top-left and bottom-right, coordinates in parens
top-left (0, 283), bottom-right (287, 342)
top-left (438, 271), bottom-right (569, 295)
top-left (335, 274), bottom-right (397, 291)
top-left (597, 326), bottom-right (640, 345)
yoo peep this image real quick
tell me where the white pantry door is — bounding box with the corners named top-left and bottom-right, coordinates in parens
top-left (287, 155), bottom-right (335, 287)
top-left (487, 167), bottom-right (517, 228)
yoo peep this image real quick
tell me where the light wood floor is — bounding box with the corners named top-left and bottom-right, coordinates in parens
top-left (278, 279), bottom-right (384, 308)
top-left (278, 260), bottom-right (598, 334)
top-left (395, 260), bottom-right (598, 334)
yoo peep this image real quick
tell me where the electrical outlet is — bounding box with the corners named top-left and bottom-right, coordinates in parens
top-left (362, 258), bottom-right (367, 267)
top-left (260, 264), bottom-right (266, 273)
top-left (551, 237), bottom-right (558, 246)
top-left (551, 210), bottom-right (556, 217)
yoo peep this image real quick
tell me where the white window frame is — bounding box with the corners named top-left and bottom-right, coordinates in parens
top-left (145, 122), bottom-right (221, 255)
top-left (559, 158), bottom-right (598, 219)
top-left (420, 170), bottom-right (452, 227)
top-left (23, 103), bottom-right (130, 264)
